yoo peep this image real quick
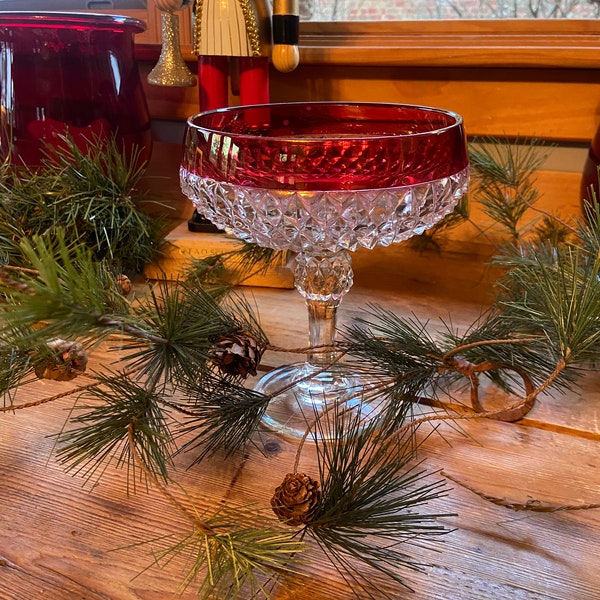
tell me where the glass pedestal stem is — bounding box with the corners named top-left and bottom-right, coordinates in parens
top-left (255, 249), bottom-right (382, 437)
top-left (294, 249), bottom-right (354, 366)
top-left (306, 300), bottom-right (340, 367)
top-left (254, 250), bottom-right (361, 436)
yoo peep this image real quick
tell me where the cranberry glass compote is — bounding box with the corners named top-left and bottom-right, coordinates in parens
top-left (181, 102), bottom-right (469, 437)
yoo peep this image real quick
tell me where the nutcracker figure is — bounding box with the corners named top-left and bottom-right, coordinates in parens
top-left (149, 0), bottom-right (300, 230)
top-left (191, 0), bottom-right (300, 230)
top-left (193, 0), bottom-right (300, 111)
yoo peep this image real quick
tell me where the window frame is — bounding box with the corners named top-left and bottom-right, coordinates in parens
top-left (137, 17), bottom-right (600, 142)
top-left (296, 19), bottom-right (600, 69)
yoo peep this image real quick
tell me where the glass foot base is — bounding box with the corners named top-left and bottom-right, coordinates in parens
top-left (255, 362), bottom-right (382, 439)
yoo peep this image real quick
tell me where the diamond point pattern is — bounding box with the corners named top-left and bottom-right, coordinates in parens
top-left (180, 166), bottom-right (469, 255)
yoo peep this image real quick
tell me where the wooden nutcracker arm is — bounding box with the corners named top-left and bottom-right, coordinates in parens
top-left (272, 0), bottom-right (299, 73)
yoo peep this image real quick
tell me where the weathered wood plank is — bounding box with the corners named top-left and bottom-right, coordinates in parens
top-left (2, 284), bottom-right (600, 599)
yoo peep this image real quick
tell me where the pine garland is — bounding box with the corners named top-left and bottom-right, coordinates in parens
top-left (0, 134), bottom-right (168, 275)
top-left (1, 137), bottom-right (600, 598)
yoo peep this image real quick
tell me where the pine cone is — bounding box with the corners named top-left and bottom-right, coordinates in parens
top-left (271, 472), bottom-right (321, 526)
top-left (34, 339), bottom-right (88, 382)
top-left (115, 274), bottom-right (132, 296)
top-left (211, 332), bottom-right (266, 378)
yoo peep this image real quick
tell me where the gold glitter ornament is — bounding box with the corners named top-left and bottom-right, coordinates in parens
top-left (148, 1), bottom-right (196, 87)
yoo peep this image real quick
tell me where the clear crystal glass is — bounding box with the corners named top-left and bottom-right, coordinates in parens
top-left (180, 102), bottom-right (469, 437)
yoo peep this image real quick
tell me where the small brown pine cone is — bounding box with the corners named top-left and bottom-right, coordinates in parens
top-left (34, 339), bottom-right (88, 382)
top-left (211, 332), bottom-right (266, 378)
top-left (271, 472), bottom-right (321, 526)
top-left (115, 274), bottom-right (132, 296)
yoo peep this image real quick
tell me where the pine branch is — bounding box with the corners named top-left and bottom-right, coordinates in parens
top-left (0, 233), bottom-right (132, 348)
top-left (175, 377), bottom-right (271, 463)
top-left (122, 280), bottom-right (268, 390)
top-left (388, 355), bottom-right (566, 442)
top-left (126, 423), bottom-right (304, 600)
top-left (441, 310), bottom-right (564, 395)
top-left (146, 515), bottom-right (303, 600)
top-left (577, 199), bottom-right (600, 257)
top-left (0, 133), bottom-right (168, 274)
top-left (344, 306), bottom-right (445, 417)
top-left (0, 236), bottom-right (270, 399)
top-left (55, 370), bottom-right (176, 487)
top-left (495, 244), bottom-right (600, 366)
top-left (0, 346), bottom-right (35, 404)
top-left (41, 131), bottom-right (146, 195)
top-left (292, 406), bottom-right (453, 598)
top-left (469, 137), bottom-right (548, 245)
top-left (343, 300), bottom-right (578, 422)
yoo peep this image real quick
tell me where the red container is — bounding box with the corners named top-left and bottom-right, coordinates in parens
top-left (0, 12), bottom-right (151, 167)
top-left (581, 126), bottom-right (600, 218)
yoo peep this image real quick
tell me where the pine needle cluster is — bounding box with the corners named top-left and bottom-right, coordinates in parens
top-left (0, 134), bottom-right (167, 274)
top-left (301, 404), bottom-right (453, 598)
top-left (56, 371), bottom-right (176, 487)
top-left (145, 505), bottom-right (304, 600)
top-left (469, 137), bottom-right (548, 244)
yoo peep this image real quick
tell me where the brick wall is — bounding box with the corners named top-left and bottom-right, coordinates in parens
top-left (305, 0), bottom-right (600, 20)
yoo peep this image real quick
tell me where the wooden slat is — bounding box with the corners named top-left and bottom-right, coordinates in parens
top-left (139, 58), bottom-right (600, 143)
top-left (269, 65), bottom-right (600, 143)
top-left (299, 19), bottom-right (600, 69)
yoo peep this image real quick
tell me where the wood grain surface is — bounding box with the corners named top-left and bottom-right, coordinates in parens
top-left (2, 276), bottom-right (599, 600)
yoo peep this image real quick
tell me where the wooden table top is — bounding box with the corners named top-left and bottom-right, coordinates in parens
top-left (1, 273), bottom-right (600, 600)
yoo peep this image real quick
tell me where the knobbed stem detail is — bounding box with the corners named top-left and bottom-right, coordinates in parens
top-left (294, 250), bottom-right (353, 367)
